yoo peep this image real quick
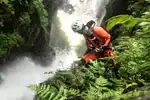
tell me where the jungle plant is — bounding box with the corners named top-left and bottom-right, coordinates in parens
top-left (0, 0), bottom-right (51, 58)
top-left (28, 59), bottom-right (150, 100)
top-left (28, 0), bottom-right (150, 100)
top-left (0, 32), bottom-right (24, 56)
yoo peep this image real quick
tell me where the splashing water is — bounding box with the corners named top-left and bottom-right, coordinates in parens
top-left (0, 57), bottom-right (48, 100)
top-left (57, 0), bottom-right (98, 47)
top-left (0, 50), bottom-right (77, 100)
top-left (56, 0), bottom-right (110, 46)
top-left (0, 0), bottom-right (109, 100)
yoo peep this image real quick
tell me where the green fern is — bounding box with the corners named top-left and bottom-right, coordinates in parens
top-left (0, 33), bottom-right (24, 56)
top-left (28, 84), bottom-right (81, 100)
top-left (30, 0), bottom-right (48, 27)
top-left (28, 84), bottom-right (58, 100)
top-left (28, 1), bottom-right (150, 99)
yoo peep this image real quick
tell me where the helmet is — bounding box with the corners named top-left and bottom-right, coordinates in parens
top-left (71, 20), bottom-right (84, 33)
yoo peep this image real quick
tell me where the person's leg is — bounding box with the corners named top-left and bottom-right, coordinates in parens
top-left (103, 46), bottom-right (120, 78)
top-left (82, 49), bottom-right (97, 64)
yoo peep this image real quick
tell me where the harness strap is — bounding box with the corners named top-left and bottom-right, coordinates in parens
top-left (86, 35), bottom-right (102, 48)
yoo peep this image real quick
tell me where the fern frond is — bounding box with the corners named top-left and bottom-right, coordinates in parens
top-left (53, 86), bottom-right (64, 100)
top-left (28, 84), bottom-right (58, 100)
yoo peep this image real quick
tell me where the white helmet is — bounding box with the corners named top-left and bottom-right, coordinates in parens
top-left (71, 20), bottom-right (84, 33)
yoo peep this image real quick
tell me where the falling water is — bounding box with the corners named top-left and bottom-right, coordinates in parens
top-left (0, 0), bottom-right (109, 100)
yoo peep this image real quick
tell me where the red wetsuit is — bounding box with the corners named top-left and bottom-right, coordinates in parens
top-left (82, 25), bottom-right (115, 64)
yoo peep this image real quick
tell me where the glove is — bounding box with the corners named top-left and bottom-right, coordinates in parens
top-left (94, 45), bottom-right (105, 52)
top-left (101, 45), bottom-right (106, 49)
top-left (94, 47), bottom-right (102, 52)
top-left (73, 58), bottom-right (85, 67)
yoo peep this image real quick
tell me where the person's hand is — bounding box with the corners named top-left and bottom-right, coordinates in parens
top-left (73, 58), bottom-right (85, 67)
top-left (100, 45), bottom-right (106, 49)
top-left (94, 45), bottom-right (106, 52)
top-left (94, 47), bottom-right (102, 52)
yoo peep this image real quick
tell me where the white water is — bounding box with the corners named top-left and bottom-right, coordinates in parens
top-left (57, 0), bottom-right (98, 47)
top-left (0, 0), bottom-right (109, 100)
top-left (0, 50), bottom-right (77, 100)
top-left (56, 0), bottom-right (110, 47)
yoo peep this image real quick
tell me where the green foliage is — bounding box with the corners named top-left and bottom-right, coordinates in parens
top-left (30, 0), bottom-right (49, 27)
top-left (28, 59), bottom-right (150, 100)
top-left (0, 0), bottom-right (14, 27)
top-left (127, 0), bottom-right (150, 17)
top-left (20, 12), bottom-right (31, 26)
top-left (0, 32), bottom-right (24, 56)
top-left (28, 84), bottom-right (80, 100)
top-left (108, 9), bottom-right (150, 81)
top-left (106, 15), bottom-right (139, 31)
top-left (28, 0), bottom-right (150, 100)
top-left (0, 0), bottom-right (51, 58)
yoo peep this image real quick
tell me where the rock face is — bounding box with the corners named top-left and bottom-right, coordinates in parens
top-left (100, 0), bottom-right (128, 26)
top-left (105, 0), bottom-right (128, 19)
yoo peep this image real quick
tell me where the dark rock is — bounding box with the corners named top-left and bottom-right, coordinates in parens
top-left (105, 0), bottom-right (128, 19)
top-left (101, 0), bottom-right (128, 26)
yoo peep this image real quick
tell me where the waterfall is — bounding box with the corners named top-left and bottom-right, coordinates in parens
top-left (0, 0), bottom-right (109, 100)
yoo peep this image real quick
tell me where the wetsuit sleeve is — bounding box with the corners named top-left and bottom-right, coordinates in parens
top-left (93, 26), bottom-right (111, 46)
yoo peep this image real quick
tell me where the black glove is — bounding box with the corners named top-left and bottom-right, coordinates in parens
top-left (73, 58), bottom-right (85, 67)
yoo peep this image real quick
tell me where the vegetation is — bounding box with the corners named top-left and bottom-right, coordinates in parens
top-left (0, 32), bottom-right (24, 56)
top-left (28, 59), bottom-right (150, 100)
top-left (0, 0), bottom-right (51, 62)
top-left (28, 0), bottom-right (150, 100)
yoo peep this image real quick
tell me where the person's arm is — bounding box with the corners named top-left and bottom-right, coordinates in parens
top-left (93, 26), bottom-right (111, 46)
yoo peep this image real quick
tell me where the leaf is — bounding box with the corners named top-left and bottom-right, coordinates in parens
top-left (48, 93), bottom-right (56, 100)
top-left (106, 15), bottom-right (138, 31)
top-left (95, 76), bottom-right (109, 86)
top-left (53, 86), bottom-right (64, 100)
top-left (123, 18), bottom-right (138, 29)
top-left (138, 22), bottom-right (150, 26)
